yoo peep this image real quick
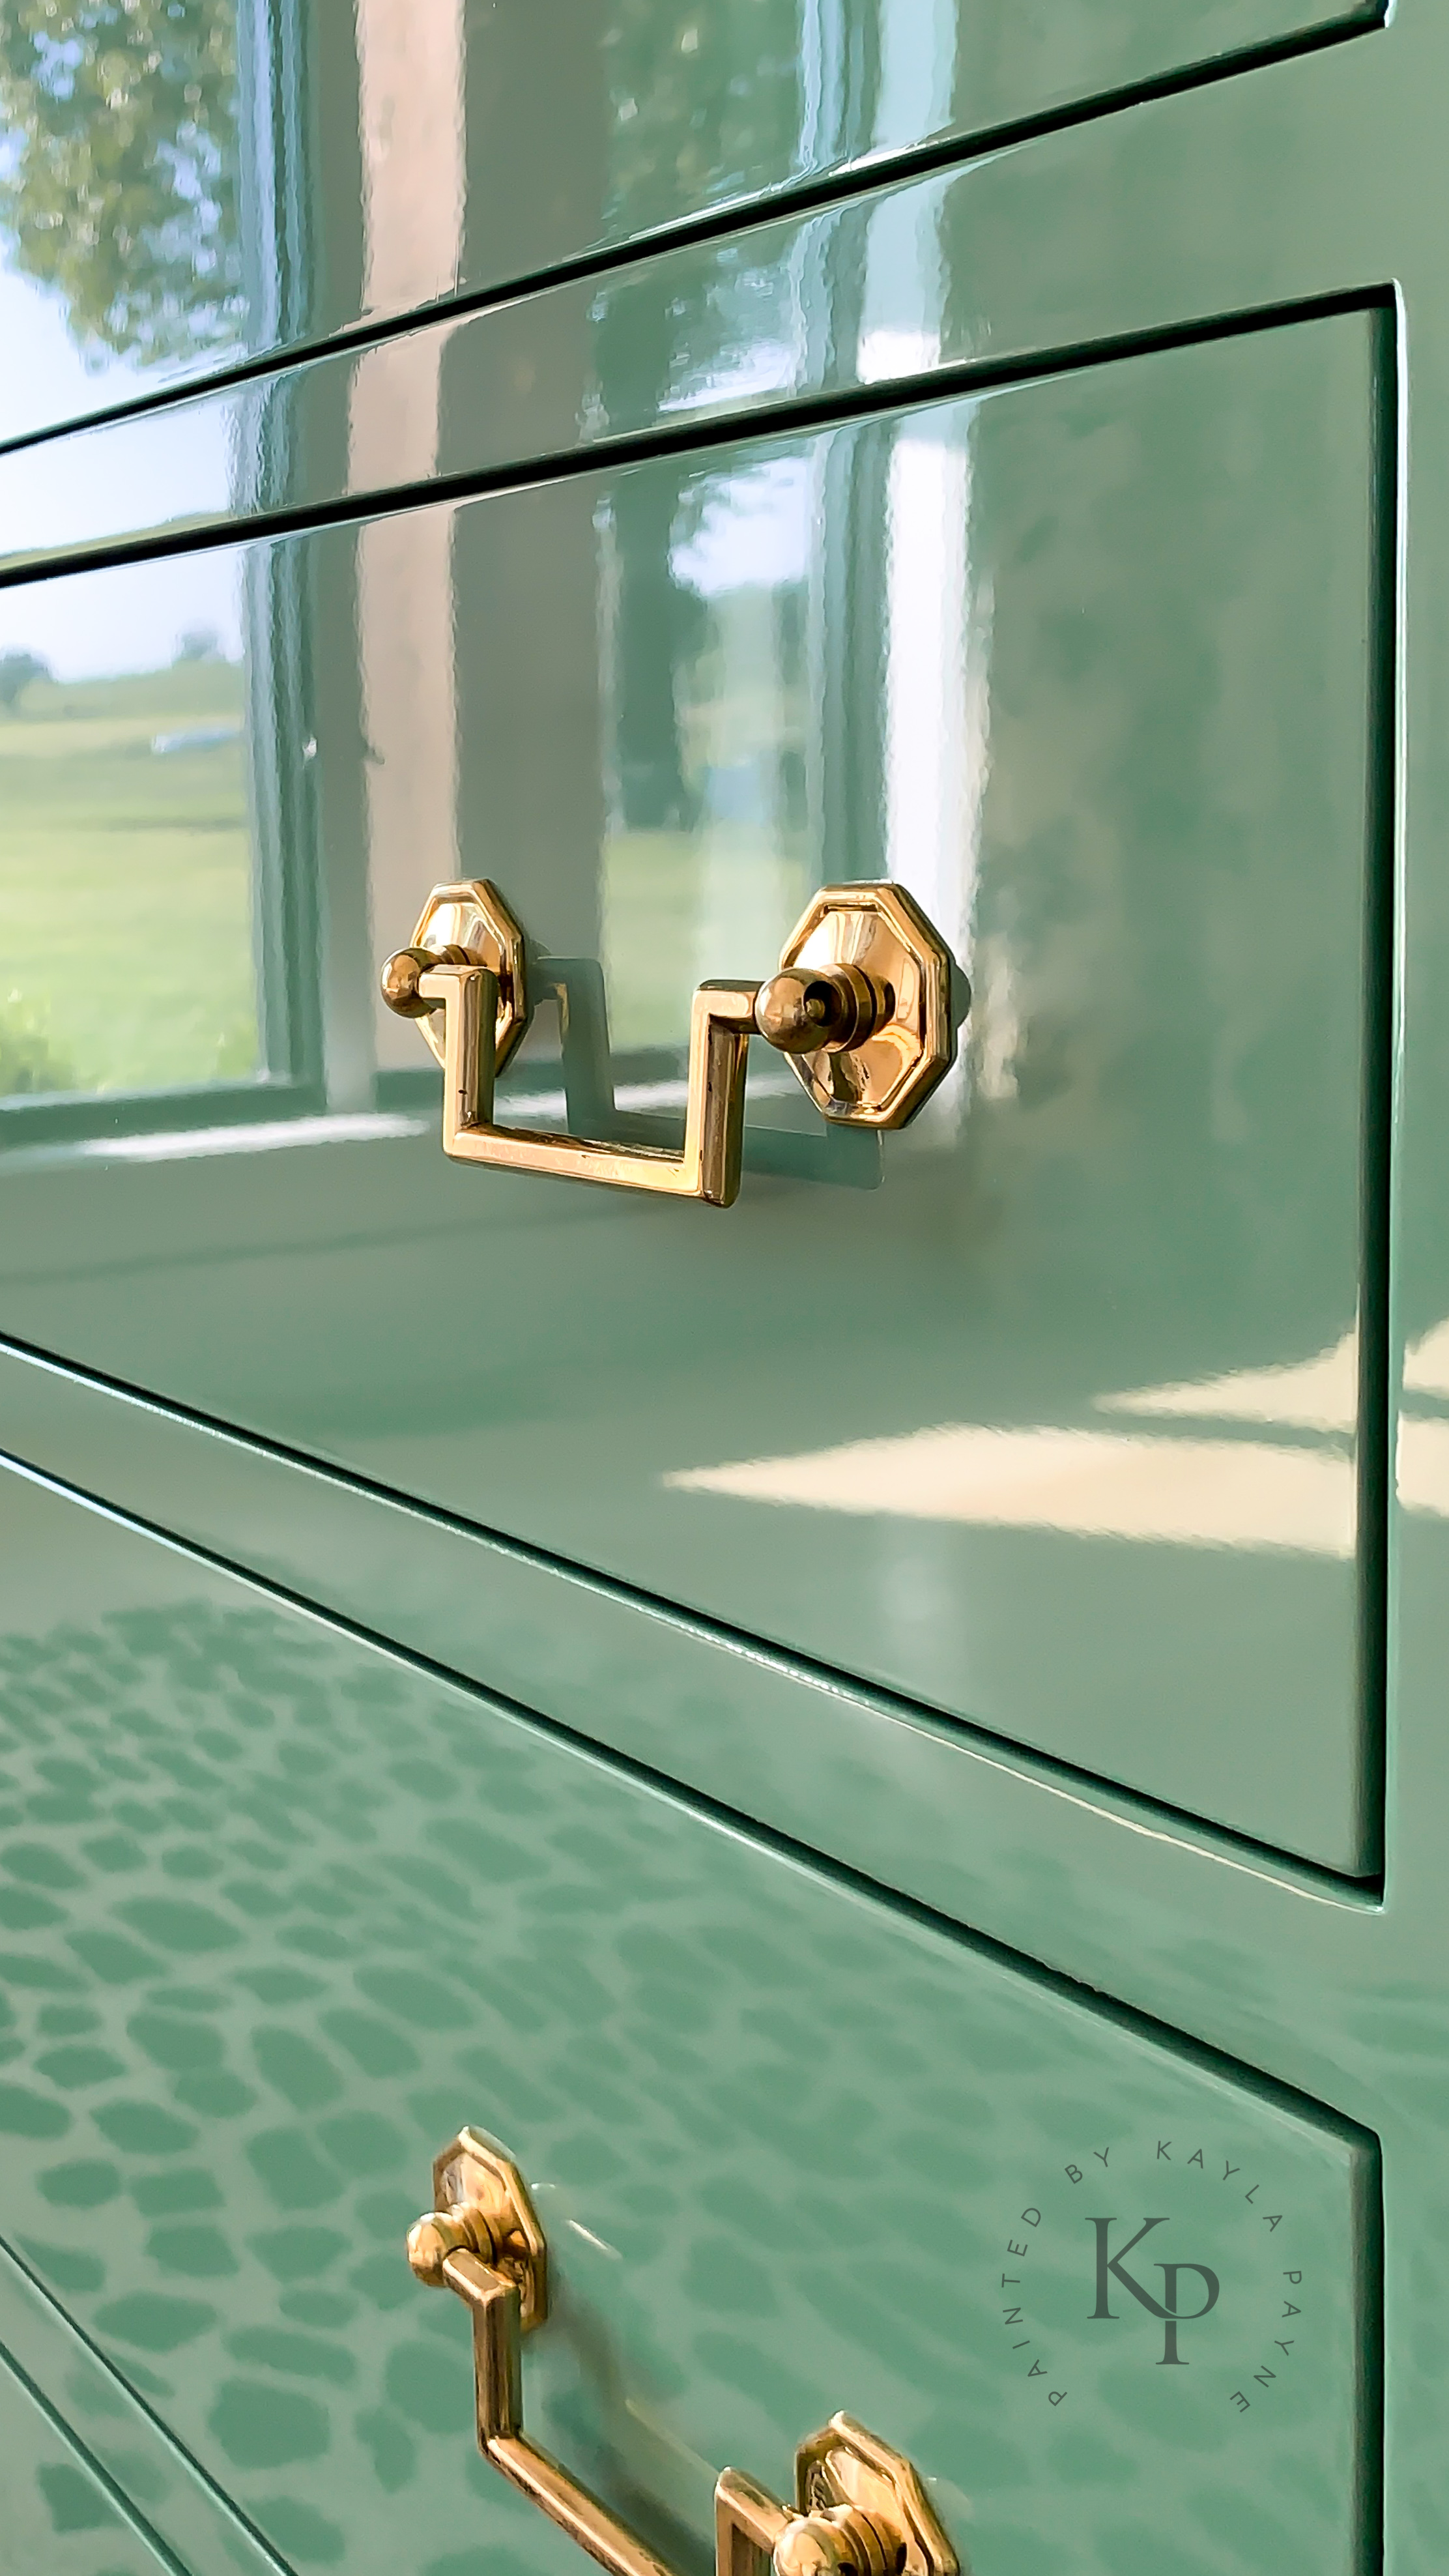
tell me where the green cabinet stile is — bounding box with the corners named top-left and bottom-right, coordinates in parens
top-left (1, 2), bottom-right (1443, 2572)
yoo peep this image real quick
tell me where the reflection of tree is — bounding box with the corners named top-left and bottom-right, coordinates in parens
top-left (603, 0), bottom-right (801, 238)
top-left (0, 649), bottom-right (49, 711)
top-left (608, 452), bottom-right (708, 830)
top-left (0, 0), bottom-right (240, 364)
top-left (595, 286), bottom-right (695, 832)
top-left (596, 1), bottom-right (809, 831)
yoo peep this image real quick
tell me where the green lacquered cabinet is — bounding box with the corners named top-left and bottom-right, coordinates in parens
top-left (0, 311), bottom-right (1386, 1870)
top-left (0, 0), bottom-right (1383, 445)
top-left (0, 1464), bottom-right (1380, 2576)
top-left (5, 0), bottom-right (1449, 2571)
top-left (0, 2351), bottom-right (182, 2576)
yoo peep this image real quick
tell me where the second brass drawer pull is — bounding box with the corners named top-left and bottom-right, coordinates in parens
top-left (408, 2128), bottom-right (957, 2576)
top-left (381, 880), bottom-right (960, 1208)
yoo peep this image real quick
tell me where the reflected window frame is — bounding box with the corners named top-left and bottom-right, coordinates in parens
top-left (0, 541), bottom-right (324, 1156)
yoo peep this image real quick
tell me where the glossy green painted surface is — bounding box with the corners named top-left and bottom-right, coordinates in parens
top-left (0, 1460), bottom-right (1379, 2576)
top-left (0, 0), bottom-right (1379, 447)
top-left (0, 7), bottom-right (1416, 585)
top-left (0, 1340), bottom-right (1384, 2087)
top-left (0, 315), bottom-right (1381, 1870)
top-left (0, 2218), bottom-right (280, 2576)
top-left (0, 2348), bottom-right (180, 2575)
top-left (6, 0), bottom-right (1449, 2567)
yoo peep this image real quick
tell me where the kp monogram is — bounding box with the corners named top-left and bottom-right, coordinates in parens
top-left (1089, 2218), bottom-right (1221, 2364)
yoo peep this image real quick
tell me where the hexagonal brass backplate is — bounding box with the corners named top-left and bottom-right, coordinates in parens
top-left (407, 880), bottom-right (530, 1075)
top-left (433, 2126), bottom-right (549, 2332)
top-left (795, 2414), bottom-right (957, 2576)
top-left (775, 884), bottom-right (954, 1127)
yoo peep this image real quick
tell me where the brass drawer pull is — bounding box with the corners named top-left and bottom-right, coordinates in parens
top-left (381, 881), bottom-right (960, 1207)
top-left (407, 2130), bottom-right (957, 2576)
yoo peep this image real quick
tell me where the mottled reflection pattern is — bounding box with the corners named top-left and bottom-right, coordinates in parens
top-left (0, 2352), bottom-right (174, 2575)
top-left (0, 0), bottom-right (1381, 448)
top-left (0, 1484), bottom-right (1369, 2576)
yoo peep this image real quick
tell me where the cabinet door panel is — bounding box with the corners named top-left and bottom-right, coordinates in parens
top-left (0, 0), bottom-right (1381, 445)
top-left (0, 1462), bottom-right (1377, 2576)
top-left (0, 311), bottom-right (1383, 1871)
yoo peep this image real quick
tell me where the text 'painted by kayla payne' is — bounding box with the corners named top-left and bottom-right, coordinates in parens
top-left (997, 2139), bottom-right (1306, 2414)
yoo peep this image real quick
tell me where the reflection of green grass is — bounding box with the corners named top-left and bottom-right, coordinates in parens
top-left (0, 660), bottom-right (257, 1098)
top-left (0, 993), bottom-right (75, 1093)
top-left (602, 827), bottom-right (812, 1050)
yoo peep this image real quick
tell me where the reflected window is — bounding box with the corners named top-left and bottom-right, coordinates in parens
top-left (600, 453), bottom-right (814, 1057)
top-left (0, 547), bottom-right (285, 1132)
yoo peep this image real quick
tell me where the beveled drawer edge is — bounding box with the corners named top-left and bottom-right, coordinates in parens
top-left (0, 2235), bottom-right (281, 2576)
top-left (0, 1334), bottom-right (1386, 2121)
top-left (0, 0), bottom-right (1386, 482)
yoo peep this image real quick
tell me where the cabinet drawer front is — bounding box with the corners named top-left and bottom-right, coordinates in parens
top-left (0, 311), bottom-right (1384, 1871)
top-left (0, 2349), bottom-right (180, 2576)
top-left (0, 0), bottom-right (1382, 446)
top-left (0, 1461), bottom-right (1378, 2576)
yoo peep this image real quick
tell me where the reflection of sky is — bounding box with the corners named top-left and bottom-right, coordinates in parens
top-left (0, 544), bottom-right (244, 682)
top-left (0, 254), bottom-right (145, 443)
top-left (0, 257), bottom-right (238, 676)
top-left (672, 456), bottom-right (810, 596)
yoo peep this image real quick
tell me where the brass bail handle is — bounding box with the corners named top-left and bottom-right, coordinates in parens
top-left (380, 880), bottom-right (963, 1208)
top-left (408, 2130), bottom-right (958, 2576)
